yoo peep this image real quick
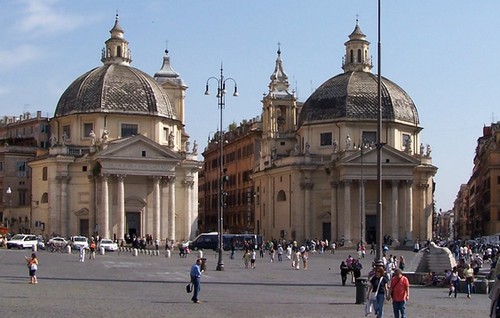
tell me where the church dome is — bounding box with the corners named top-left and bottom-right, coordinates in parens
top-left (54, 64), bottom-right (176, 119)
top-left (298, 71), bottom-right (419, 126)
top-left (54, 14), bottom-right (176, 120)
top-left (298, 21), bottom-right (419, 127)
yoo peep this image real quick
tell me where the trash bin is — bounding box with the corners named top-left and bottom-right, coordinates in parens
top-left (355, 277), bottom-right (368, 304)
top-left (100, 246), bottom-right (105, 255)
top-left (201, 258), bottom-right (207, 272)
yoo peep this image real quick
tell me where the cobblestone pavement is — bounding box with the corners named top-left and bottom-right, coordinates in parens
top-left (0, 247), bottom-right (491, 318)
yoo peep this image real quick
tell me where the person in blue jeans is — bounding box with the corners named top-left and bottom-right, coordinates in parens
top-left (367, 267), bottom-right (389, 318)
top-left (190, 258), bottom-right (203, 303)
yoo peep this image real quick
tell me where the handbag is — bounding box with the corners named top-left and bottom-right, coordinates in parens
top-left (186, 283), bottom-right (192, 293)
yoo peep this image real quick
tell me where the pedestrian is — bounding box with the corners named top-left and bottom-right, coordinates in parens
top-left (292, 250), bottom-right (301, 270)
top-left (79, 245), bottom-right (86, 262)
top-left (463, 263), bottom-right (475, 298)
top-left (300, 246), bottom-right (308, 270)
top-left (398, 256), bottom-right (405, 271)
top-left (340, 261), bottom-right (349, 286)
top-left (25, 253), bottom-right (38, 284)
top-left (89, 240), bottom-right (96, 260)
top-left (243, 249), bottom-right (250, 269)
top-left (448, 266), bottom-right (459, 298)
top-left (388, 268), bottom-right (410, 318)
top-left (250, 249), bottom-right (257, 269)
top-left (269, 246), bottom-right (275, 262)
top-left (286, 244), bottom-right (292, 260)
top-left (277, 244), bottom-right (283, 262)
top-left (489, 274), bottom-right (500, 317)
top-left (190, 258), bottom-right (203, 303)
top-left (367, 267), bottom-right (389, 318)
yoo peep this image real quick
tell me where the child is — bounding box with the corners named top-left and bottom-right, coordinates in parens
top-left (25, 253), bottom-right (38, 284)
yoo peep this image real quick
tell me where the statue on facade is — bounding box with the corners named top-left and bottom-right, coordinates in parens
top-left (192, 140), bottom-right (198, 155)
top-left (89, 130), bottom-right (96, 146)
top-left (420, 143), bottom-right (425, 156)
top-left (61, 132), bottom-right (68, 145)
top-left (426, 144), bottom-right (432, 157)
top-left (292, 143), bottom-right (300, 156)
top-left (345, 135), bottom-right (352, 150)
top-left (168, 131), bottom-right (175, 148)
top-left (49, 134), bottom-right (58, 147)
top-left (332, 139), bottom-right (338, 153)
top-left (271, 146), bottom-right (277, 160)
top-left (403, 137), bottom-right (412, 153)
top-left (305, 142), bottom-right (310, 156)
top-left (101, 129), bottom-right (109, 144)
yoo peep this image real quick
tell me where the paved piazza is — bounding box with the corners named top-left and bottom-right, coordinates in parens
top-left (0, 247), bottom-right (491, 317)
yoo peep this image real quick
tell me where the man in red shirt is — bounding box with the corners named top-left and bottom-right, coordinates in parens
top-left (388, 268), bottom-right (410, 318)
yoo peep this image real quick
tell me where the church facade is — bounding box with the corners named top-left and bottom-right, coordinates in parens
top-left (28, 16), bottom-right (201, 242)
top-left (253, 22), bottom-right (437, 245)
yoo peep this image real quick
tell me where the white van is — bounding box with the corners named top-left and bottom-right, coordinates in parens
top-left (7, 234), bottom-right (38, 249)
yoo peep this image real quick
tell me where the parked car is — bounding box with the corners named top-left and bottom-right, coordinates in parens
top-left (70, 236), bottom-right (89, 250)
top-left (98, 239), bottom-right (118, 251)
top-left (47, 237), bottom-right (68, 247)
top-left (7, 234), bottom-right (38, 249)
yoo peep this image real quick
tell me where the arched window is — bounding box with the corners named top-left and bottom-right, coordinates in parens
top-left (277, 190), bottom-right (286, 202)
top-left (350, 50), bottom-right (354, 63)
top-left (41, 192), bottom-right (48, 204)
top-left (357, 49), bottom-right (362, 63)
top-left (117, 46), bottom-right (122, 57)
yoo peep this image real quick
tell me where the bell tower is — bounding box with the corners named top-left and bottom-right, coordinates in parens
top-left (342, 20), bottom-right (372, 73)
top-left (261, 46), bottom-right (298, 167)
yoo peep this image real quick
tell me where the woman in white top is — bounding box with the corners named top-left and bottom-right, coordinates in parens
top-left (448, 266), bottom-right (460, 298)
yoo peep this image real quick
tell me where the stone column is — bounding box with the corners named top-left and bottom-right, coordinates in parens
top-left (153, 176), bottom-right (161, 241)
top-left (419, 183), bottom-right (430, 240)
top-left (330, 181), bottom-right (338, 242)
top-left (343, 180), bottom-right (352, 245)
top-left (167, 176), bottom-right (176, 242)
top-left (59, 176), bottom-right (69, 237)
top-left (391, 180), bottom-right (399, 244)
top-left (183, 178), bottom-right (195, 240)
top-left (300, 180), bottom-right (313, 240)
top-left (358, 179), bottom-right (366, 244)
top-left (101, 174), bottom-right (110, 239)
top-left (405, 181), bottom-right (413, 242)
top-left (161, 178), bottom-right (170, 241)
top-left (116, 175), bottom-right (126, 243)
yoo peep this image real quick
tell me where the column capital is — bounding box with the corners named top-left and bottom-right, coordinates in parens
top-left (115, 174), bottom-right (126, 181)
top-left (392, 180), bottom-right (400, 187)
top-left (99, 174), bottom-right (110, 182)
top-left (329, 181), bottom-right (339, 188)
top-left (418, 183), bottom-right (429, 190)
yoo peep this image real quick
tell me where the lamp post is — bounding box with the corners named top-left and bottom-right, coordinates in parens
top-left (205, 65), bottom-right (238, 271)
top-left (6, 187), bottom-right (12, 230)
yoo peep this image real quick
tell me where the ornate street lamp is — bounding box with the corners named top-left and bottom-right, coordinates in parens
top-left (205, 65), bottom-right (238, 271)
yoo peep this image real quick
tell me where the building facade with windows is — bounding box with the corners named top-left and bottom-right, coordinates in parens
top-left (253, 22), bottom-right (437, 245)
top-left (0, 111), bottom-right (50, 234)
top-left (27, 16), bottom-right (201, 242)
top-left (199, 119), bottom-right (262, 234)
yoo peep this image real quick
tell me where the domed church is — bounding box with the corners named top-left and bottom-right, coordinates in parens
top-left (28, 15), bottom-right (201, 242)
top-left (253, 22), bottom-right (437, 245)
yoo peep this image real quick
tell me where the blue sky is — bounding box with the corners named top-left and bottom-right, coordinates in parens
top-left (1, 0), bottom-right (499, 212)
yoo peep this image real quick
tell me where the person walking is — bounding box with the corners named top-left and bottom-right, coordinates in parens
top-left (367, 267), bottom-right (389, 318)
top-left (448, 266), bottom-right (460, 298)
top-left (25, 253), bottom-right (38, 284)
top-left (463, 263), bottom-right (475, 298)
top-left (388, 268), bottom-right (410, 318)
top-left (79, 245), bottom-right (86, 262)
top-left (250, 249), bottom-right (257, 269)
top-left (190, 258), bottom-right (203, 303)
top-left (340, 261), bottom-right (349, 286)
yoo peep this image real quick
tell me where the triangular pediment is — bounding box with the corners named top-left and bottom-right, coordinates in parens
top-left (92, 134), bottom-right (181, 176)
top-left (335, 145), bottom-right (421, 180)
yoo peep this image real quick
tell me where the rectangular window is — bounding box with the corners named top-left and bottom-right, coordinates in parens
top-left (402, 133), bottom-right (411, 150)
top-left (83, 123), bottom-right (93, 138)
top-left (121, 123), bottom-right (138, 137)
top-left (42, 167), bottom-right (48, 181)
top-left (320, 132), bottom-right (333, 146)
top-left (62, 125), bottom-right (71, 141)
top-left (19, 190), bottom-right (27, 206)
top-left (0, 161), bottom-right (3, 172)
top-left (17, 161), bottom-right (27, 178)
top-left (362, 131), bottom-right (377, 146)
